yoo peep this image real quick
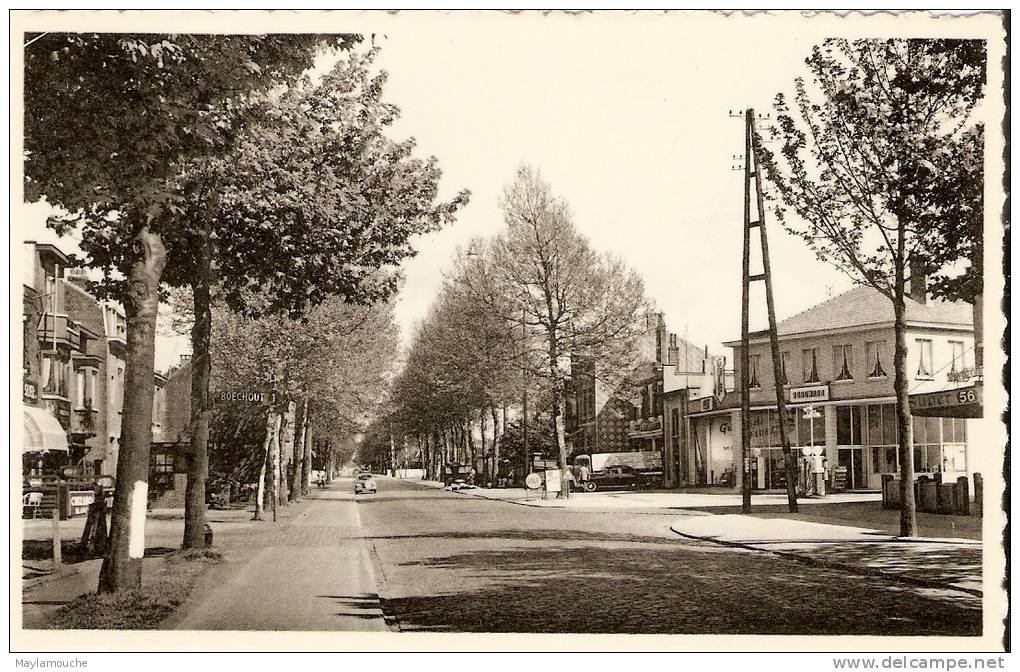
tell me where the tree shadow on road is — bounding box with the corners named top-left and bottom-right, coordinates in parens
top-left (381, 542), bottom-right (981, 635)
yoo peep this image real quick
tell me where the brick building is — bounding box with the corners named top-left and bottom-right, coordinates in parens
top-left (686, 285), bottom-right (978, 493)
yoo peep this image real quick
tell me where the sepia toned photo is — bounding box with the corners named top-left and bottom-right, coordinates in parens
top-left (10, 9), bottom-right (1009, 655)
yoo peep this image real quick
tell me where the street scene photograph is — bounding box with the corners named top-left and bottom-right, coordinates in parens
top-left (11, 9), bottom-right (1009, 654)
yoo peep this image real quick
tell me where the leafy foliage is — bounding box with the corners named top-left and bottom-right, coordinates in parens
top-left (25, 33), bottom-right (357, 297)
top-left (758, 38), bottom-right (986, 298)
top-left (162, 47), bottom-right (470, 318)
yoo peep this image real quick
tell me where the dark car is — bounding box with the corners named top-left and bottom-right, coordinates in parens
top-left (584, 465), bottom-right (650, 492)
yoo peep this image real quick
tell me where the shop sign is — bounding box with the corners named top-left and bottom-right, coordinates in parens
top-left (544, 469), bottom-right (561, 493)
top-left (909, 385), bottom-right (982, 418)
top-left (699, 396), bottom-right (714, 412)
top-left (23, 380), bottom-right (38, 403)
top-left (790, 384), bottom-right (829, 403)
top-left (712, 356), bottom-right (727, 402)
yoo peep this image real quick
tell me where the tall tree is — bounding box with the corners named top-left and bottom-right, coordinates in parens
top-left (209, 295), bottom-right (401, 511)
top-left (162, 46), bottom-right (467, 547)
top-left (25, 33), bottom-right (347, 593)
top-left (758, 39), bottom-right (985, 536)
top-left (488, 166), bottom-right (649, 497)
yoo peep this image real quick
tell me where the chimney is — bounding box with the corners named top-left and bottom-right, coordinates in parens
top-left (667, 334), bottom-right (679, 368)
top-left (908, 258), bottom-right (927, 304)
top-left (656, 313), bottom-right (668, 364)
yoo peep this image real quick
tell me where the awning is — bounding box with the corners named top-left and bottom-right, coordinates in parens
top-left (23, 406), bottom-right (70, 453)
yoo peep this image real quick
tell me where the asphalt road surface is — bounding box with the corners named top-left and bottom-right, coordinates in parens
top-left (173, 477), bottom-right (982, 635)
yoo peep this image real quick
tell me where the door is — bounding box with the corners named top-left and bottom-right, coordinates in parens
top-left (838, 447), bottom-right (864, 490)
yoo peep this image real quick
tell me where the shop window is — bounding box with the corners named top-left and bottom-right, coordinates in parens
top-left (833, 344), bottom-right (854, 381)
top-left (915, 339), bottom-right (934, 378)
top-left (836, 406), bottom-right (861, 445)
top-left (866, 340), bottom-right (887, 378)
top-left (749, 355), bottom-right (761, 388)
top-left (802, 348), bottom-right (820, 384)
top-left (872, 446), bottom-right (899, 474)
top-left (796, 409), bottom-right (825, 446)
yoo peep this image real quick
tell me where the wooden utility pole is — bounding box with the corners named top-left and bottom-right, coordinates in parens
top-left (738, 107), bottom-right (799, 514)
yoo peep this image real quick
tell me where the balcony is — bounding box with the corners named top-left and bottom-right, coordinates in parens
top-left (628, 415), bottom-right (663, 438)
top-left (71, 406), bottom-right (99, 437)
top-left (37, 314), bottom-right (83, 352)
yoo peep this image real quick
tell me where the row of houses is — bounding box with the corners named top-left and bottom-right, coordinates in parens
top-left (564, 278), bottom-right (981, 493)
top-left (21, 241), bottom-right (192, 509)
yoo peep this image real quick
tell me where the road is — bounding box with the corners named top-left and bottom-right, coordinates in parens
top-left (172, 477), bottom-right (981, 635)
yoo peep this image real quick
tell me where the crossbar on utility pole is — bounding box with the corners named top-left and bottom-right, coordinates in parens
top-left (739, 107), bottom-right (799, 514)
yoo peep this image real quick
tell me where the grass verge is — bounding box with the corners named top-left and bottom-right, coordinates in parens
top-left (48, 549), bottom-right (223, 629)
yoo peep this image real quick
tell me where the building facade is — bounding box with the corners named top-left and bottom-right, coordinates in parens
top-left (686, 286), bottom-right (977, 492)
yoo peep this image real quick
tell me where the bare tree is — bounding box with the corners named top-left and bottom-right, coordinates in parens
top-left (487, 165), bottom-right (650, 497)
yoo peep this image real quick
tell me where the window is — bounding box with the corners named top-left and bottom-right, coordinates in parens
top-left (749, 354), bottom-right (761, 388)
top-left (780, 351), bottom-right (790, 385)
top-left (796, 408), bottom-right (825, 446)
top-left (41, 354), bottom-right (69, 398)
top-left (866, 340), bottom-right (887, 378)
top-left (670, 408), bottom-right (680, 439)
top-left (833, 344), bottom-right (854, 381)
top-left (802, 348), bottom-right (820, 383)
top-left (949, 340), bottom-right (966, 373)
top-left (75, 371), bottom-right (85, 408)
top-left (915, 339), bottom-right (934, 378)
top-left (836, 406), bottom-right (861, 445)
top-left (151, 452), bottom-right (175, 491)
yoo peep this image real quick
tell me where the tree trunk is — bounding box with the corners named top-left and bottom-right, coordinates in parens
top-left (291, 399), bottom-right (307, 502)
top-left (479, 408), bottom-right (488, 482)
top-left (183, 232), bottom-right (212, 549)
top-left (99, 226), bottom-right (166, 594)
top-left (302, 418), bottom-right (313, 495)
top-left (893, 256), bottom-right (918, 537)
top-left (262, 409), bottom-right (281, 520)
top-left (279, 400), bottom-right (296, 506)
top-left (252, 411), bottom-right (273, 522)
top-left (492, 405), bottom-right (501, 484)
top-left (547, 338), bottom-right (570, 499)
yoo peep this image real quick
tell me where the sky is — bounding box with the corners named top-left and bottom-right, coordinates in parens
top-left (15, 12), bottom-right (998, 372)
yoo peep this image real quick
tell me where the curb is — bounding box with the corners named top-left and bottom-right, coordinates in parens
top-left (669, 527), bottom-right (982, 598)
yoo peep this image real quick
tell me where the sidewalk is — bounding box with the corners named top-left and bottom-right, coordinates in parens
top-left (670, 514), bottom-right (983, 597)
top-left (412, 477), bottom-right (978, 540)
top-left (414, 477), bottom-right (880, 509)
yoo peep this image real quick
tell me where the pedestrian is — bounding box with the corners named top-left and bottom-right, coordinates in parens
top-left (561, 466), bottom-right (576, 496)
top-left (578, 464), bottom-right (591, 485)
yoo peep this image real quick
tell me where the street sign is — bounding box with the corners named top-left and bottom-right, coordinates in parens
top-left (214, 390), bottom-right (277, 405)
top-left (525, 473), bottom-right (542, 489)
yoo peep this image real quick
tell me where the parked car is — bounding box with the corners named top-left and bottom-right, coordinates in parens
top-left (444, 480), bottom-right (478, 492)
top-left (584, 465), bottom-right (652, 492)
top-left (354, 473), bottom-right (377, 494)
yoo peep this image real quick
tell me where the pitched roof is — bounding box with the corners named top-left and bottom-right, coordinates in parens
top-left (772, 286), bottom-right (972, 337)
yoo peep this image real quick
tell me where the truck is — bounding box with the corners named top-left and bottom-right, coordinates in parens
top-left (573, 451), bottom-right (663, 491)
